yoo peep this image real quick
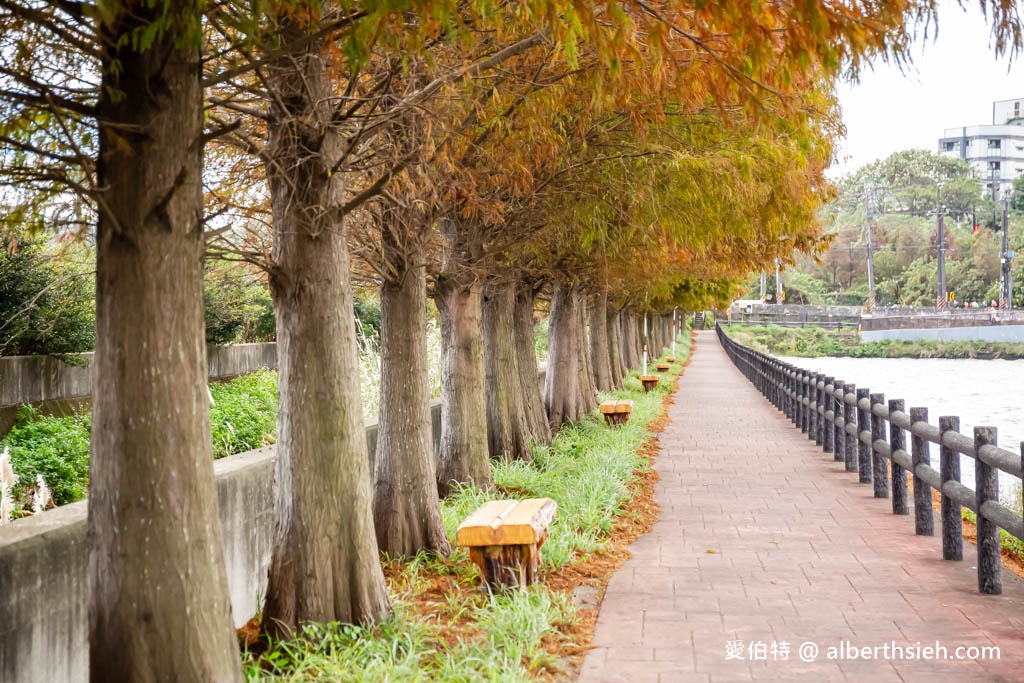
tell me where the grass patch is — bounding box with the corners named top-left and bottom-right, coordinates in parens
top-left (210, 369), bottom-right (278, 458)
top-left (1, 369), bottom-right (281, 511)
top-left (245, 334), bottom-right (692, 681)
top-left (726, 324), bottom-right (1024, 359)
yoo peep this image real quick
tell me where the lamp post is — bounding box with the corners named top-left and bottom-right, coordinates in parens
top-left (935, 183), bottom-right (947, 309)
top-left (1001, 189), bottom-right (1013, 310)
top-left (863, 180), bottom-right (879, 311)
top-left (775, 258), bottom-right (783, 304)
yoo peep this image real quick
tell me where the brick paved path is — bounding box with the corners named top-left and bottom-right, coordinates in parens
top-left (579, 331), bottom-right (1024, 682)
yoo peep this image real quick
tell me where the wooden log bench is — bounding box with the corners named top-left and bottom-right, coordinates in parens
top-left (666, 356), bottom-right (676, 363)
top-left (599, 399), bottom-right (634, 426)
top-left (655, 362), bottom-right (670, 371)
top-left (456, 498), bottom-right (557, 591)
top-left (640, 374), bottom-right (659, 392)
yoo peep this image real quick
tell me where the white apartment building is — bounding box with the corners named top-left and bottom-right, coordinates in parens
top-left (938, 97), bottom-right (1024, 198)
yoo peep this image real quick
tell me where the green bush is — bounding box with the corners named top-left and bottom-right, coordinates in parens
top-left (0, 240), bottom-right (95, 356)
top-left (204, 264), bottom-right (276, 345)
top-left (1, 405), bottom-right (90, 505)
top-left (353, 292), bottom-right (382, 346)
top-left (209, 370), bottom-right (279, 458)
top-left (0, 371), bottom-right (281, 508)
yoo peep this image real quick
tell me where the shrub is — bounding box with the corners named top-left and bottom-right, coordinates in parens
top-left (204, 264), bottom-right (276, 345)
top-left (0, 405), bottom-right (90, 505)
top-left (0, 240), bottom-right (95, 356)
top-left (209, 370), bottom-right (279, 458)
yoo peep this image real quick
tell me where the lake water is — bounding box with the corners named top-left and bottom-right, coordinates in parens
top-left (782, 356), bottom-right (1024, 502)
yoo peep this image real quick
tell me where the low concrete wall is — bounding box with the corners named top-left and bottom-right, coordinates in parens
top-left (0, 368), bottom-right (548, 683)
top-left (860, 311), bottom-right (1024, 331)
top-left (0, 343), bottom-right (278, 435)
top-left (861, 325), bottom-right (1024, 343)
top-left (728, 303), bottom-right (861, 327)
top-left (0, 397), bottom-right (435, 683)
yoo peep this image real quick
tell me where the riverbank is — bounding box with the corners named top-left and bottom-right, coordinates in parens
top-left (725, 325), bottom-right (1024, 359)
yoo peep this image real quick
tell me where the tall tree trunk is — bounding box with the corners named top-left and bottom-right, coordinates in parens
top-left (483, 279), bottom-right (533, 461)
top-left (589, 292), bottom-right (613, 391)
top-left (577, 293), bottom-right (598, 409)
top-left (622, 310), bottom-right (639, 370)
top-left (619, 313), bottom-right (631, 372)
top-left (636, 312), bottom-right (646, 369)
top-left (374, 243), bottom-right (451, 557)
top-left (262, 24), bottom-right (390, 637)
top-left (89, 6), bottom-right (242, 680)
top-left (514, 283), bottom-right (551, 445)
top-left (434, 276), bottom-right (491, 496)
top-left (545, 281), bottom-right (593, 428)
top-left (606, 307), bottom-right (624, 388)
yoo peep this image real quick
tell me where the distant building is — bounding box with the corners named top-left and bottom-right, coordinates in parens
top-left (938, 97), bottom-right (1024, 198)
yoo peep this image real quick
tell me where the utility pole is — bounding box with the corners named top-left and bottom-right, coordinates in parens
top-left (936, 183), bottom-right (947, 309)
top-left (864, 181), bottom-right (877, 312)
top-left (1001, 191), bottom-right (1013, 310)
top-left (672, 307), bottom-right (678, 357)
top-left (775, 258), bottom-right (783, 304)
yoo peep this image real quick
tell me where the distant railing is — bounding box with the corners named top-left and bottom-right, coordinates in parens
top-left (717, 322), bottom-right (1024, 596)
top-left (719, 319), bottom-right (859, 330)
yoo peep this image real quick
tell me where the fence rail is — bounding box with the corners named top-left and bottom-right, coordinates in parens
top-left (719, 319), bottom-right (859, 330)
top-left (716, 322), bottom-right (1024, 596)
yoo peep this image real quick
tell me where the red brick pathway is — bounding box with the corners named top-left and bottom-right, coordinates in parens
top-left (579, 331), bottom-right (1024, 682)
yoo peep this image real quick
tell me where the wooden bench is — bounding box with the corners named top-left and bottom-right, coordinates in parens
top-left (640, 374), bottom-right (659, 392)
top-left (666, 356), bottom-right (676, 363)
top-left (456, 498), bottom-right (557, 591)
top-left (599, 399), bottom-right (634, 426)
top-left (655, 362), bottom-right (670, 371)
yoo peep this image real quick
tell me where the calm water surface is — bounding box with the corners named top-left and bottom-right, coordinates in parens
top-left (782, 356), bottom-right (1024, 499)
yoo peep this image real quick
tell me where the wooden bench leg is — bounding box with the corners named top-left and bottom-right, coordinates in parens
top-left (468, 536), bottom-right (546, 591)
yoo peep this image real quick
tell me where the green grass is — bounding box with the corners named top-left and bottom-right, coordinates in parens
top-left (210, 369), bottom-right (278, 458)
top-left (245, 332), bottom-right (693, 681)
top-left (726, 324), bottom-right (1024, 359)
top-left (246, 590), bottom-right (575, 682)
top-left (2, 404), bottom-right (90, 506)
top-left (1, 369), bottom-right (280, 509)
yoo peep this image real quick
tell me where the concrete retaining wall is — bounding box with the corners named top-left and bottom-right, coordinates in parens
top-left (0, 398), bottom-right (432, 683)
top-left (728, 303), bottom-right (861, 327)
top-left (861, 325), bottom-right (1024, 343)
top-left (0, 368), bottom-right (545, 683)
top-left (0, 343), bottom-right (278, 434)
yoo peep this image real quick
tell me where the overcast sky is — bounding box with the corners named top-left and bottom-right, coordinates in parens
top-left (829, 0), bottom-right (1024, 179)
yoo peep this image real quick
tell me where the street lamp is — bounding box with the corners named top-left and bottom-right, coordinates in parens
top-left (935, 182), bottom-right (947, 309)
top-left (1000, 187), bottom-right (1014, 310)
top-left (863, 180), bottom-right (881, 311)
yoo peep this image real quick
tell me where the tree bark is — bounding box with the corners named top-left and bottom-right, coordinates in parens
top-left (621, 310), bottom-right (638, 370)
top-left (434, 276), bottom-right (491, 496)
top-left (636, 312), bottom-right (646, 368)
top-left (89, 6), bottom-right (242, 680)
top-left (606, 307), bottom-right (624, 388)
top-left (262, 23), bottom-right (390, 637)
top-left (577, 294), bottom-right (598, 407)
top-left (589, 292), bottom-right (613, 391)
top-left (514, 283), bottom-right (551, 445)
top-left (374, 241), bottom-right (451, 557)
top-left (483, 279), bottom-right (533, 461)
top-left (545, 281), bottom-right (595, 428)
